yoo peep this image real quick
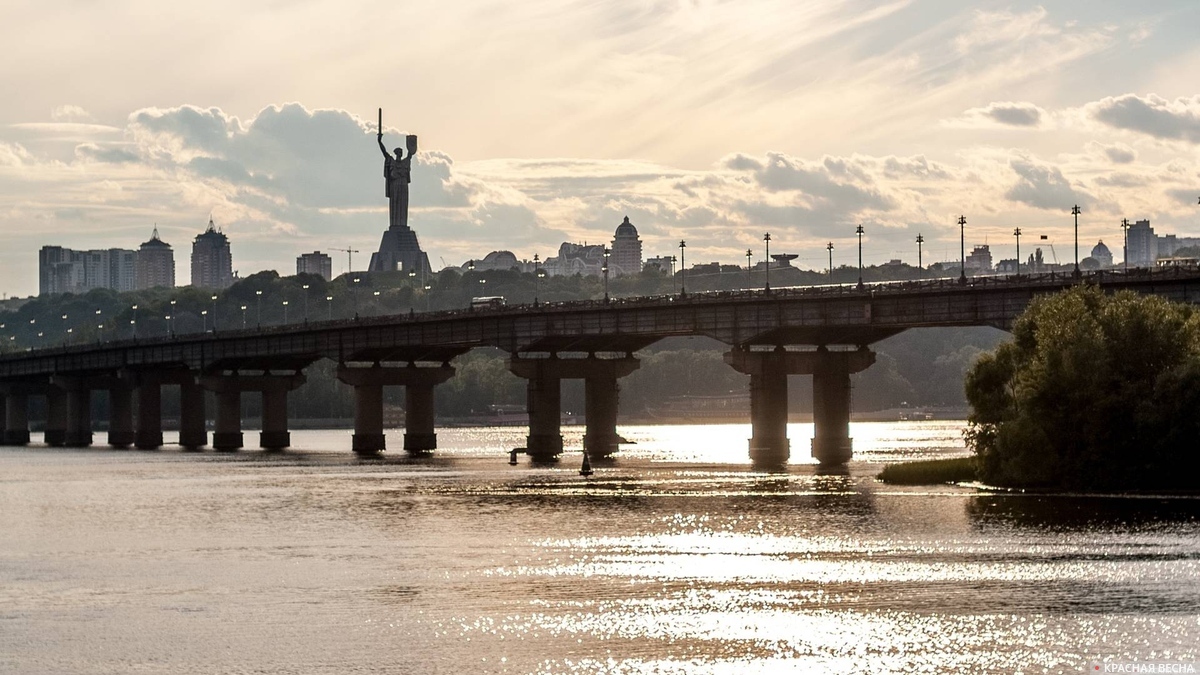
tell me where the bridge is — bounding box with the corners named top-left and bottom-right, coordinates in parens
top-left (3, 268), bottom-right (1199, 466)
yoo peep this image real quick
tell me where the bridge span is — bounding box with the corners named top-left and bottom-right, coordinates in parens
top-left (3, 268), bottom-right (1199, 466)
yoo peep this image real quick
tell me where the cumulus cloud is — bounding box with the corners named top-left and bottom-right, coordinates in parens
top-left (50, 105), bottom-right (96, 123)
top-left (1086, 94), bottom-right (1200, 143)
top-left (1005, 157), bottom-right (1094, 210)
top-left (1101, 143), bottom-right (1137, 164)
top-left (953, 101), bottom-right (1046, 128)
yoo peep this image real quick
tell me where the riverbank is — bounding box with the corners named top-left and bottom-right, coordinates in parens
top-left (877, 456), bottom-right (977, 484)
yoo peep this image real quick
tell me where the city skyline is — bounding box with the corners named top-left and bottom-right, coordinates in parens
top-left (3, 2), bottom-right (1200, 296)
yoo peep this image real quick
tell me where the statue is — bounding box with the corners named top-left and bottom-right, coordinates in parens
top-left (377, 108), bottom-right (418, 231)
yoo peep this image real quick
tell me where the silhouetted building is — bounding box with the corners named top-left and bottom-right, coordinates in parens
top-left (1090, 241), bottom-right (1113, 269)
top-left (463, 251), bottom-right (520, 272)
top-left (191, 218), bottom-right (234, 289)
top-left (1126, 220), bottom-right (1155, 267)
top-left (542, 242), bottom-right (606, 277)
top-left (644, 256), bottom-right (673, 273)
top-left (610, 216), bottom-right (643, 276)
top-left (135, 228), bottom-right (175, 290)
top-left (39, 245), bottom-right (137, 296)
top-left (965, 245), bottom-right (993, 273)
top-left (296, 251), bottom-right (333, 281)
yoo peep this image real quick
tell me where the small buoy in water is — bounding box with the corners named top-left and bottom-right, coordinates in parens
top-left (579, 450), bottom-right (594, 477)
top-left (508, 448), bottom-right (519, 466)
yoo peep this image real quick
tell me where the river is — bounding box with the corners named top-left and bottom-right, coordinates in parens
top-left (1, 422), bottom-right (1197, 673)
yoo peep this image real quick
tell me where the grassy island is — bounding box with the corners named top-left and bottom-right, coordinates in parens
top-left (877, 456), bottom-right (977, 485)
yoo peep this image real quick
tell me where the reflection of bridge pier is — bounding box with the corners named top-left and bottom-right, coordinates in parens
top-left (726, 346), bottom-right (875, 466)
top-left (337, 362), bottom-right (456, 455)
top-left (509, 353), bottom-right (640, 461)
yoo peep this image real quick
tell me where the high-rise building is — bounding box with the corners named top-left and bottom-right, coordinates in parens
top-left (135, 228), bottom-right (175, 290)
top-left (965, 245), bottom-right (993, 273)
top-left (610, 216), bottom-right (643, 276)
top-left (39, 245), bottom-right (137, 295)
top-left (296, 251), bottom-right (333, 281)
top-left (191, 218), bottom-right (234, 289)
top-left (1127, 220), bottom-right (1156, 267)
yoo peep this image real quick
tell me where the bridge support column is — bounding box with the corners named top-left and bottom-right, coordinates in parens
top-left (726, 346), bottom-right (875, 467)
top-left (5, 393), bottom-right (29, 445)
top-left (48, 372), bottom-right (94, 446)
top-left (135, 381), bottom-right (163, 450)
top-left (509, 354), bottom-right (640, 461)
top-left (178, 380), bottom-right (207, 450)
top-left (337, 363), bottom-right (456, 455)
top-left (44, 389), bottom-right (67, 447)
top-left (108, 386), bottom-right (135, 448)
top-left (201, 372), bottom-right (306, 451)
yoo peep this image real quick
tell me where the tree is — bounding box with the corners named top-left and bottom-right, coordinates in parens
top-left (964, 285), bottom-right (1200, 490)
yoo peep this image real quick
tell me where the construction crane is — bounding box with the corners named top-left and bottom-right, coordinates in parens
top-left (332, 247), bottom-right (360, 274)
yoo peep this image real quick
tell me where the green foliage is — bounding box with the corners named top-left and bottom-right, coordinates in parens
top-left (964, 286), bottom-right (1200, 491)
top-left (877, 456), bottom-right (977, 485)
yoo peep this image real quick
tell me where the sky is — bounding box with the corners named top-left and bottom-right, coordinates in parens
top-left (2, 0), bottom-right (1200, 297)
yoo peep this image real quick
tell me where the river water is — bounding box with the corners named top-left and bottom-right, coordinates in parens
top-left (1, 422), bottom-right (1198, 674)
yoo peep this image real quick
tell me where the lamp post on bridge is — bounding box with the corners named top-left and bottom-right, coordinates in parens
top-left (1121, 218), bottom-right (1130, 273)
top-left (301, 284), bottom-right (309, 323)
top-left (533, 254), bottom-right (541, 306)
top-left (326, 295), bottom-right (334, 320)
top-left (1014, 227), bottom-right (1022, 277)
top-left (746, 248), bottom-right (752, 286)
top-left (255, 290), bottom-right (263, 328)
top-left (855, 224), bottom-right (864, 289)
top-left (169, 299), bottom-right (176, 336)
top-left (669, 256), bottom-right (676, 294)
top-left (763, 232), bottom-right (771, 292)
top-left (678, 240), bottom-right (686, 296)
top-left (603, 247), bottom-right (611, 303)
top-left (827, 242), bottom-right (834, 279)
top-left (282, 300), bottom-right (289, 325)
top-left (916, 234), bottom-right (924, 270)
top-left (352, 277), bottom-right (361, 318)
top-left (1072, 204), bottom-right (1082, 278)
top-left (240, 304), bottom-right (247, 329)
top-left (958, 215), bottom-right (967, 284)
top-left (201, 310), bottom-right (208, 332)
top-left (211, 294), bottom-right (218, 331)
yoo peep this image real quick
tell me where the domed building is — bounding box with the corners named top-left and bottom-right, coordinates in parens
top-left (1090, 240), bottom-right (1113, 269)
top-left (610, 216), bottom-right (643, 276)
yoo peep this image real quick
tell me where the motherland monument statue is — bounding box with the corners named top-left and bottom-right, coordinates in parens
top-left (368, 108), bottom-right (432, 275)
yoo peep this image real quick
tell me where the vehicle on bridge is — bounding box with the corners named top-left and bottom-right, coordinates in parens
top-left (470, 296), bottom-right (506, 310)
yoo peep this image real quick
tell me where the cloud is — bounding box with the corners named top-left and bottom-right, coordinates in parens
top-left (1102, 143), bottom-right (1137, 164)
top-left (952, 101), bottom-right (1046, 128)
top-left (50, 105), bottom-right (97, 123)
top-left (1086, 94), bottom-right (1200, 143)
top-left (1005, 157), bottom-right (1094, 210)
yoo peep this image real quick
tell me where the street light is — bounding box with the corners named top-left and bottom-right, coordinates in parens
top-left (533, 254), bottom-right (541, 306)
top-left (827, 241), bottom-right (834, 278)
top-left (282, 300), bottom-right (289, 324)
top-left (916, 234), bottom-right (924, 270)
top-left (958, 215), bottom-right (967, 284)
top-left (372, 290), bottom-right (380, 316)
top-left (1072, 204), bottom-right (1082, 278)
top-left (301, 284), bottom-right (309, 323)
top-left (201, 309), bottom-right (209, 332)
top-left (602, 247), bottom-right (611, 303)
top-left (855, 224), bottom-right (864, 288)
top-left (326, 295), bottom-right (334, 320)
top-left (240, 304), bottom-right (247, 329)
top-left (255, 289), bottom-right (263, 327)
top-left (1014, 227), bottom-right (1022, 277)
top-left (211, 294), bottom-right (218, 331)
top-left (169, 299), bottom-right (176, 335)
top-left (352, 277), bottom-right (361, 318)
top-left (746, 248), bottom-right (752, 285)
top-left (1121, 218), bottom-right (1130, 272)
top-left (764, 232), bottom-right (772, 292)
top-left (670, 255), bottom-right (677, 293)
top-left (678, 240), bottom-right (687, 296)
top-left (423, 284), bottom-right (432, 312)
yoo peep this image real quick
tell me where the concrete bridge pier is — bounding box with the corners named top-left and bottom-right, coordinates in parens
top-left (201, 372), bottom-right (306, 451)
top-left (135, 380), bottom-right (164, 450)
top-left (5, 392), bottom-right (29, 445)
top-left (337, 363), bottom-right (456, 455)
top-left (44, 388), bottom-right (67, 447)
top-left (108, 385), bottom-right (135, 448)
top-left (725, 346), bottom-right (875, 467)
top-left (178, 380), bottom-right (207, 450)
top-left (509, 354), bottom-right (640, 461)
top-left (46, 377), bottom-right (94, 447)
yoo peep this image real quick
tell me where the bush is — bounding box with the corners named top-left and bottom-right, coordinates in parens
top-left (877, 457), bottom-right (977, 485)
